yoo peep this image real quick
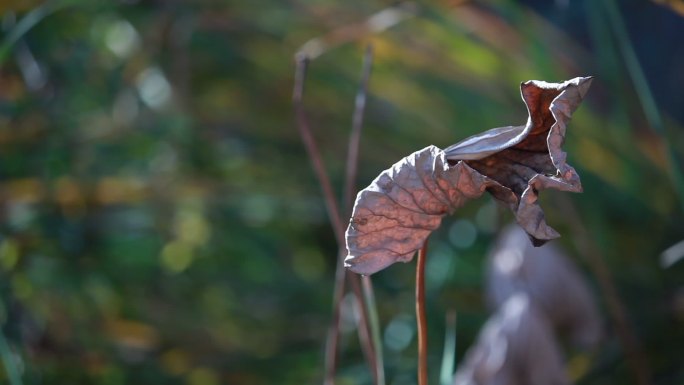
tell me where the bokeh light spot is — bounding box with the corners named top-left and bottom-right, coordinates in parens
top-left (426, 242), bottom-right (455, 291)
top-left (160, 241), bottom-right (194, 273)
top-left (384, 315), bottom-right (414, 352)
top-left (105, 19), bottom-right (140, 58)
top-left (136, 67), bottom-right (172, 110)
top-left (175, 210), bottom-right (210, 247)
top-left (448, 219), bottom-right (477, 249)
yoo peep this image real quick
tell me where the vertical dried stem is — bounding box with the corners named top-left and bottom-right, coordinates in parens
top-left (439, 310), bottom-right (457, 385)
top-left (293, 52), bottom-right (378, 385)
top-left (348, 272), bottom-right (376, 381)
top-left (362, 273), bottom-right (385, 385)
top-left (294, 55), bottom-right (346, 385)
top-left (558, 196), bottom-right (652, 385)
top-left (323, 250), bottom-right (347, 385)
top-left (416, 239), bottom-right (429, 385)
top-left (293, 56), bottom-right (344, 242)
top-left (342, 44), bottom-right (385, 385)
top-left (343, 44), bottom-right (373, 214)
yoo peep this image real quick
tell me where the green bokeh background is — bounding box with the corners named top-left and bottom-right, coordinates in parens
top-left (0, 0), bottom-right (682, 384)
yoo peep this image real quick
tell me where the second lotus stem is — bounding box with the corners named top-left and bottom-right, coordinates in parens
top-left (416, 239), bottom-right (429, 385)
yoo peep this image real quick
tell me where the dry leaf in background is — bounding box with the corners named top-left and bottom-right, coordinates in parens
top-left (452, 293), bottom-right (570, 385)
top-left (345, 77), bottom-right (592, 275)
top-left (486, 225), bottom-right (602, 349)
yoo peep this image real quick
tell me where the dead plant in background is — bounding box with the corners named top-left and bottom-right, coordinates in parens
top-left (343, 77), bottom-right (592, 385)
top-left (451, 225), bottom-right (604, 385)
top-left (293, 7), bottom-right (654, 383)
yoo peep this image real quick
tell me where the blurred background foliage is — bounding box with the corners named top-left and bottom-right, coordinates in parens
top-left (0, 0), bottom-right (682, 384)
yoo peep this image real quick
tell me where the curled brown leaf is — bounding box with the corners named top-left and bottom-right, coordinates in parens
top-left (345, 77), bottom-right (592, 275)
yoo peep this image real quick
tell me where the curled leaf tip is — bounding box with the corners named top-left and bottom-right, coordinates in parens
top-left (345, 77), bottom-right (592, 275)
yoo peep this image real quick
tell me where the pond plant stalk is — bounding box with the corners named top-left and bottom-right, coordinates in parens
top-left (293, 46), bottom-right (382, 385)
top-left (416, 240), bottom-right (429, 385)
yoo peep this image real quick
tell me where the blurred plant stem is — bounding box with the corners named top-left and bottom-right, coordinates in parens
top-left (362, 274), bottom-right (385, 385)
top-left (439, 310), bottom-right (457, 385)
top-left (0, 0), bottom-right (81, 65)
top-left (344, 45), bottom-right (373, 217)
top-left (296, 2), bottom-right (416, 60)
top-left (293, 48), bottom-right (381, 384)
top-left (345, 46), bottom-right (386, 385)
top-left (557, 195), bottom-right (652, 385)
top-left (601, 0), bottom-right (684, 214)
top-left (293, 56), bottom-right (345, 244)
top-left (416, 239), bottom-right (429, 385)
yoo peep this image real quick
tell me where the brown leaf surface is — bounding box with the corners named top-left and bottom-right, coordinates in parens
top-left (345, 77), bottom-right (592, 275)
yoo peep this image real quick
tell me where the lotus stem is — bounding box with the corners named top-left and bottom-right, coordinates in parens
top-left (416, 239), bottom-right (429, 385)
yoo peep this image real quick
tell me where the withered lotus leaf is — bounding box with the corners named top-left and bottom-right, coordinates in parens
top-left (345, 77), bottom-right (592, 275)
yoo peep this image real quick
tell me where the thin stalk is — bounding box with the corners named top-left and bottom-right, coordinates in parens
top-left (296, 3), bottom-right (416, 60)
top-left (348, 271), bottom-right (377, 382)
top-left (293, 54), bottom-right (377, 385)
top-left (324, 250), bottom-right (348, 385)
top-left (293, 56), bottom-right (345, 243)
top-left (294, 56), bottom-right (346, 385)
top-left (602, 0), bottom-right (684, 213)
top-left (0, 0), bottom-right (80, 65)
top-left (362, 276), bottom-right (385, 385)
top-left (416, 239), bottom-right (429, 385)
top-left (439, 310), bottom-right (457, 385)
top-left (343, 44), bottom-right (373, 215)
top-left (342, 44), bottom-right (385, 385)
top-left (558, 196), bottom-right (652, 385)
